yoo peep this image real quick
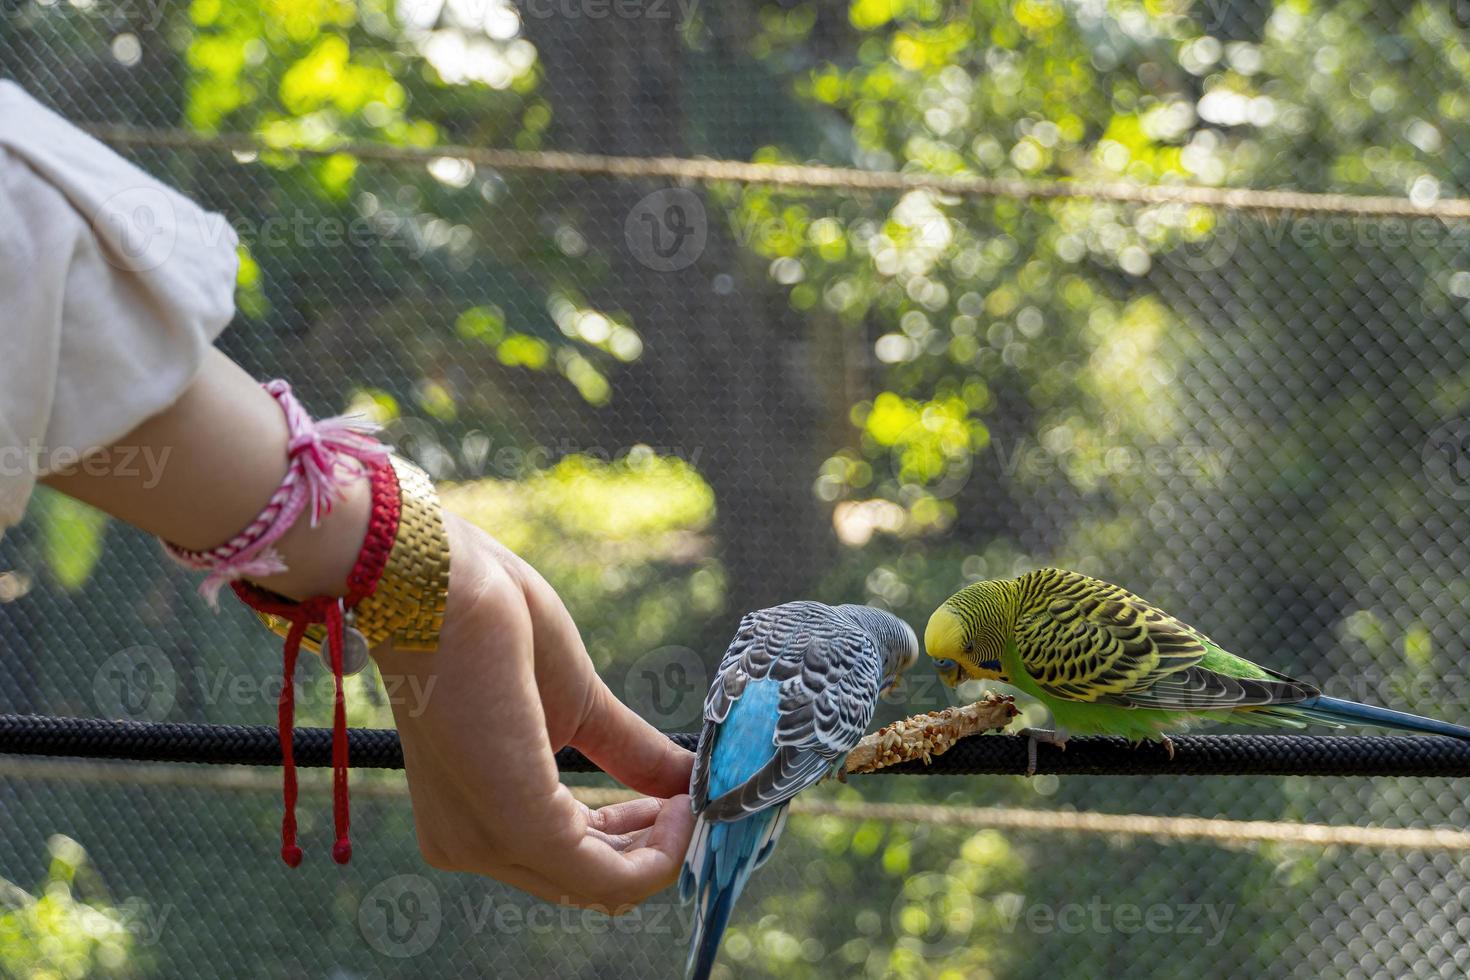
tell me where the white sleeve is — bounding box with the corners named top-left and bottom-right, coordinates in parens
top-left (0, 81), bottom-right (239, 527)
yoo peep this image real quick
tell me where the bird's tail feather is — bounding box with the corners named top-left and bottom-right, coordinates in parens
top-left (687, 878), bottom-right (739, 980)
top-left (1286, 695), bottom-right (1470, 739)
top-left (682, 807), bottom-right (787, 980)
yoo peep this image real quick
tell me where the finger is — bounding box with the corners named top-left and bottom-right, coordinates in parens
top-left (526, 787), bottom-right (696, 910)
top-left (556, 794), bottom-right (697, 909)
top-left (586, 825), bottom-right (652, 852)
top-left (586, 796), bottom-right (667, 836)
top-left (510, 793), bottom-right (688, 908)
top-left (585, 797), bottom-right (670, 851)
top-left (571, 682), bottom-right (695, 798)
top-left (423, 786), bottom-right (617, 908)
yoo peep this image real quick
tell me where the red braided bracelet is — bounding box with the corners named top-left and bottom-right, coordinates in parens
top-left (231, 456), bottom-right (400, 866)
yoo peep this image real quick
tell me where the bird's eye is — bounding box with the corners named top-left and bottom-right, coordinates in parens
top-left (963, 641), bottom-right (974, 654)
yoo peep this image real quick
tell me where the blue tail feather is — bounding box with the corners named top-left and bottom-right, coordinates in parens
top-left (683, 807), bottom-right (786, 980)
top-left (1290, 695), bottom-right (1470, 739)
top-left (688, 876), bottom-right (738, 980)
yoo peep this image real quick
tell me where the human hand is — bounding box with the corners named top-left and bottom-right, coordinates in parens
top-left (372, 513), bottom-right (696, 910)
top-left (38, 353), bottom-right (694, 907)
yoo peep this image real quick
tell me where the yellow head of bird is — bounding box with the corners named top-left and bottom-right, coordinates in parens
top-left (923, 581), bottom-right (1015, 686)
top-left (923, 607), bottom-right (967, 687)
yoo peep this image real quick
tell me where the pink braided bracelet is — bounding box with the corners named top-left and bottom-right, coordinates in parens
top-left (163, 381), bottom-right (388, 605)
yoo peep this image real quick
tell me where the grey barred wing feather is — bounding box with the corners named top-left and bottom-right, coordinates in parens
top-left (689, 605), bottom-right (789, 809)
top-left (687, 608), bottom-right (769, 811)
top-left (691, 602), bottom-right (883, 822)
top-left (1013, 569), bottom-right (1314, 711)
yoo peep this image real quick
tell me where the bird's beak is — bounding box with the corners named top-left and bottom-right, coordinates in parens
top-left (931, 658), bottom-right (962, 688)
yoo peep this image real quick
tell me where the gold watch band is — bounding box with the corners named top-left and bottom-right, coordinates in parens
top-left (356, 455), bottom-right (450, 650)
top-left (254, 454), bottom-right (450, 654)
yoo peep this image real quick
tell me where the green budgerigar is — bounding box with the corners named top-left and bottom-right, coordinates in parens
top-left (925, 568), bottom-right (1470, 769)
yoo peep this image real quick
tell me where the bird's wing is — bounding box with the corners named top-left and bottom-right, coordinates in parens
top-left (1014, 569), bottom-right (1312, 711)
top-left (693, 602), bottom-right (882, 822)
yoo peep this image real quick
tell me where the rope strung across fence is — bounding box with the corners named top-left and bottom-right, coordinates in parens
top-left (84, 123), bottom-right (1470, 221)
top-left (5, 714), bottom-right (1470, 777)
top-left (568, 787), bottom-right (1470, 852)
top-left (7, 756), bottom-right (1469, 852)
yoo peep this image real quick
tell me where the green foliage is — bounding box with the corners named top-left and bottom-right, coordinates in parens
top-left (719, 823), bottom-right (1026, 979)
top-left (446, 450), bottom-right (714, 547)
top-left (443, 450), bottom-right (721, 670)
top-left (0, 837), bottom-right (138, 979)
top-left (33, 490), bottom-right (108, 592)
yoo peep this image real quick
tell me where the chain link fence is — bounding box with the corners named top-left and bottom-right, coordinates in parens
top-left (5, 0), bottom-right (1470, 976)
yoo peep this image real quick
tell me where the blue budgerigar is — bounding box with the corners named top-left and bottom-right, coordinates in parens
top-left (679, 601), bottom-right (918, 979)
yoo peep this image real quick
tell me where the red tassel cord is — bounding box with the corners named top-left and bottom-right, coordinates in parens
top-left (268, 596), bottom-right (338, 865)
top-left (278, 620), bottom-right (306, 868)
top-left (325, 600), bottom-right (352, 865)
top-left (234, 457), bottom-right (400, 866)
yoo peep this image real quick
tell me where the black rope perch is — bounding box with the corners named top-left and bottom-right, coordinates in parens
top-left (4, 714), bottom-right (1470, 776)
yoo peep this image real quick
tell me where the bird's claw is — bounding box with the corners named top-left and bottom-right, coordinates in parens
top-left (1161, 735), bottom-right (1175, 761)
top-left (1019, 727), bottom-right (1069, 777)
top-left (1131, 735), bottom-right (1176, 760)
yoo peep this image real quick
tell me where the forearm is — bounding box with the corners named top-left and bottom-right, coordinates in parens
top-left (40, 348), bottom-right (368, 600)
